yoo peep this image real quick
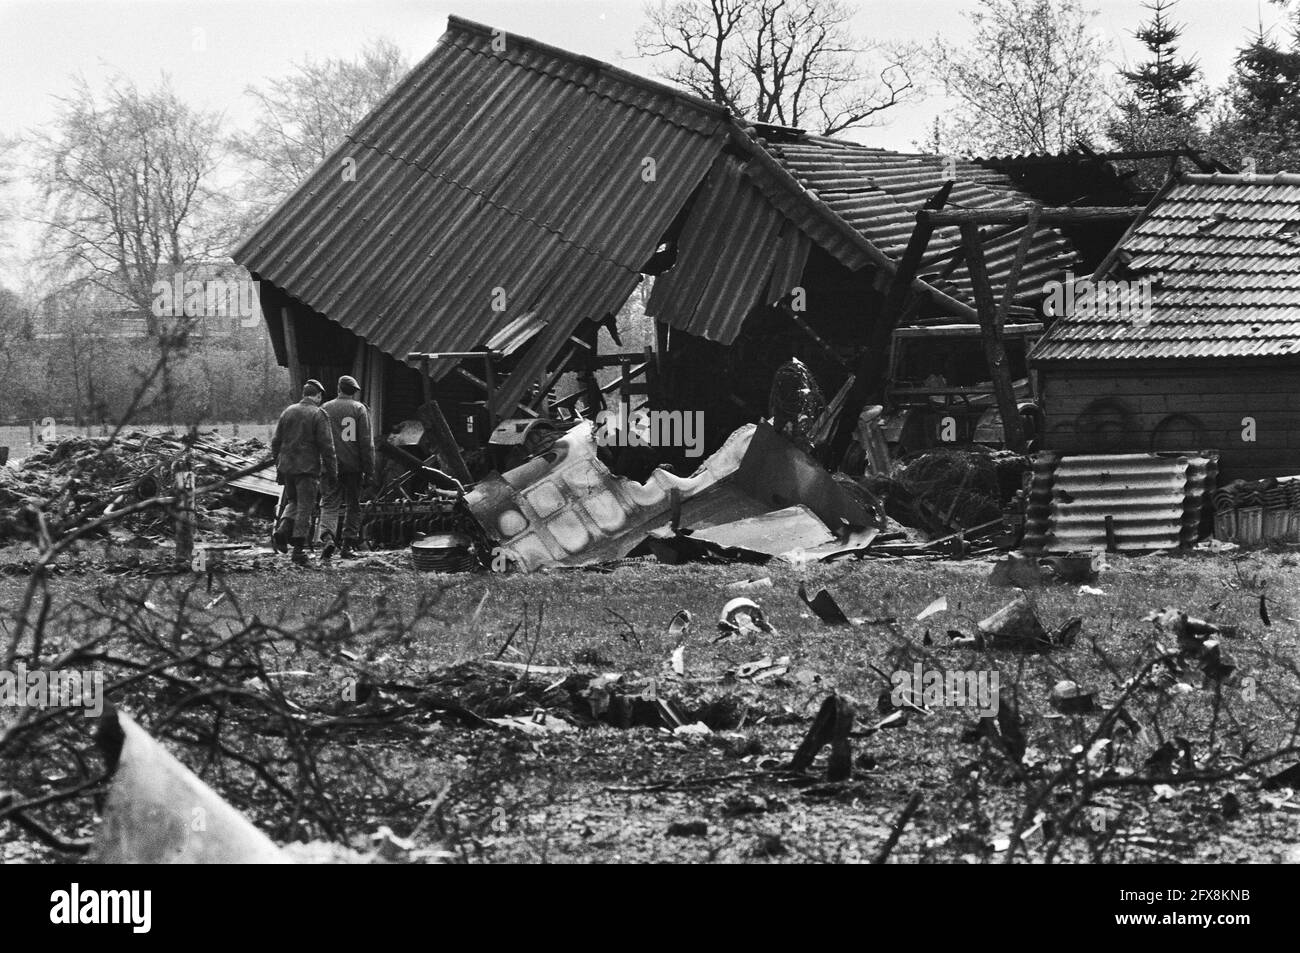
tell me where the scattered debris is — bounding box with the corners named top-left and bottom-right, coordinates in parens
top-left (915, 596), bottom-right (948, 620)
top-left (732, 655), bottom-right (790, 682)
top-left (91, 707), bottom-right (288, 864)
top-left (989, 552), bottom-right (1101, 587)
top-left (666, 819), bottom-right (709, 837)
top-left (1052, 617), bottom-right (1084, 647)
top-left (0, 430), bottom-right (275, 545)
top-left (1263, 763), bottom-right (1300, 791)
top-left (788, 694), bottom-right (855, 781)
top-left (798, 583), bottom-right (851, 625)
top-left (717, 597), bottom-right (776, 639)
top-left (1049, 680), bottom-right (1097, 715)
top-left (667, 609), bottom-right (692, 638)
top-left (977, 596), bottom-right (1049, 651)
top-left (725, 576), bottom-right (773, 591)
top-left (691, 504), bottom-right (834, 559)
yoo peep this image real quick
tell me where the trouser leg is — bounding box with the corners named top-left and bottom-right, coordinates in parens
top-left (291, 475), bottom-right (317, 544)
top-left (342, 473), bottom-right (363, 542)
top-left (319, 478), bottom-right (344, 545)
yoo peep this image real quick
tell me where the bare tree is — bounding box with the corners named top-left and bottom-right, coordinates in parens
top-left (0, 135), bottom-right (22, 249)
top-left (33, 76), bottom-right (229, 338)
top-left (636, 0), bottom-right (918, 135)
top-left (233, 38), bottom-right (408, 213)
top-left (932, 0), bottom-right (1110, 155)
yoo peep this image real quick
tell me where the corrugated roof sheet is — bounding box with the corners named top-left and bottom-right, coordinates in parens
top-left (233, 16), bottom-right (731, 369)
top-left (645, 155), bottom-right (810, 344)
top-left (761, 136), bottom-right (1079, 301)
top-left (1032, 173), bottom-right (1300, 361)
top-left (1022, 450), bottom-right (1216, 553)
top-left (233, 16), bottom-right (1093, 393)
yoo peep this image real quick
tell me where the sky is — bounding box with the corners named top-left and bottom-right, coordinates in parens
top-left (0, 0), bottom-right (1294, 281)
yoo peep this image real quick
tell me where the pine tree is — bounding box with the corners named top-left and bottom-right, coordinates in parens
top-left (1106, 0), bottom-right (1205, 184)
top-left (1206, 20), bottom-right (1300, 174)
top-left (1119, 0), bottom-right (1201, 119)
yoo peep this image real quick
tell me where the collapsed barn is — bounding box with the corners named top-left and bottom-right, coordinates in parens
top-left (1031, 172), bottom-right (1300, 482)
top-left (232, 16), bottom-right (1170, 482)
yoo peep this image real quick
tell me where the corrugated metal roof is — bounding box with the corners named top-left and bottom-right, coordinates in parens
top-left (761, 136), bottom-right (1080, 301)
top-left (1032, 173), bottom-right (1300, 362)
top-left (644, 154), bottom-right (809, 344)
top-left (233, 15), bottom-right (1092, 397)
top-left (1022, 451), bottom-right (1216, 553)
top-left (233, 16), bottom-right (731, 371)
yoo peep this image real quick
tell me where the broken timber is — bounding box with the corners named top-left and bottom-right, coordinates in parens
top-left (959, 220), bottom-right (1027, 452)
top-left (925, 206), bottom-right (1142, 226)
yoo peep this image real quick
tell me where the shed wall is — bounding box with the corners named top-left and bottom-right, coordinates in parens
top-left (1038, 362), bottom-right (1300, 480)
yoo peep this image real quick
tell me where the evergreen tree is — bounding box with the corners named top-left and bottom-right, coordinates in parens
top-left (1120, 0), bottom-right (1201, 119)
top-left (1106, 1), bottom-right (1205, 185)
top-left (1207, 17), bottom-right (1300, 173)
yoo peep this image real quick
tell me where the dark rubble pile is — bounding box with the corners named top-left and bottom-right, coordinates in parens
top-left (0, 430), bottom-right (273, 545)
top-left (880, 447), bottom-right (1028, 536)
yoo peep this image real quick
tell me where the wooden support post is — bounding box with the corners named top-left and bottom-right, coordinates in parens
top-left (418, 357), bottom-right (473, 485)
top-left (858, 208), bottom-right (937, 402)
top-left (833, 190), bottom-right (947, 465)
top-left (174, 449), bottom-right (196, 570)
top-left (281, 306), bottom-right (302, 400)
top-left (959, 221), bottom-right (1026, 452)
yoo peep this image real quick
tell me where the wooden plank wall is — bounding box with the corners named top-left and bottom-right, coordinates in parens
top-left (1038, 363), bottom-right (1300, 480)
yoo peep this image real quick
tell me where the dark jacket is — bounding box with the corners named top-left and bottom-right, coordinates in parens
top-left (272, 398), bottom-right (338, 481)
top-left (321, 396), bottom-right (375, 477)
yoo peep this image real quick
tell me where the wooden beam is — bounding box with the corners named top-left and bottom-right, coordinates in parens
top-left (785, 305), bottom-right (850, 370)
top-left (418, 357), bottom-right (473, 485)
top-left (928, 206), bottom-right (1139, 226)
top-left (281, 305), bottom-right (302, 400)
top-left (862, 209), bottom-right (938, 398)
top-left (994, 205), bottom-right (1041, 328)
top-left (959, 222), bottom-right (1026, 452)
top-left (915, 220), bottom-right (1023, 272)
top-left (834, 192), bottom-right (944, 466)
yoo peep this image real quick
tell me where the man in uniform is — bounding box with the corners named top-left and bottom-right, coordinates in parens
top-left (319, 374), bottom-right (374, 559)
top-left (271, 379), bottom-right (338, 566)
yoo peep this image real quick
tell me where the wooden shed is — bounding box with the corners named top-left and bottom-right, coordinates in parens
top-left (1031, 173), bottom-right (1300, 481)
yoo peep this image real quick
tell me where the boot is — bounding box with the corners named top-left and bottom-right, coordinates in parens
top-left (339, 538), bottom-right (357, 559)
top-left (290, 539), bottom-right (310, 567)
top-left (271, 518), bottom-right (291, 554)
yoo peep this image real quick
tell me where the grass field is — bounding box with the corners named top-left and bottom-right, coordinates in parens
top-left (4, 545), bottom-right (1300, 863)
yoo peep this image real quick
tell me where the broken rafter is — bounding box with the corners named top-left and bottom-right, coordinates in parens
top-left (925, 206), bottom-right (1139, 226)
top-left (958, 221), bottom-right (1027, 452)
top-left (995, 205), bottom-right (1041, 328)
top-left (784, 304), bottom-right (850, 371)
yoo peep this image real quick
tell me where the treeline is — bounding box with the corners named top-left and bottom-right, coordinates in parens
top-left (1, 336), bottom-right (288, 426)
